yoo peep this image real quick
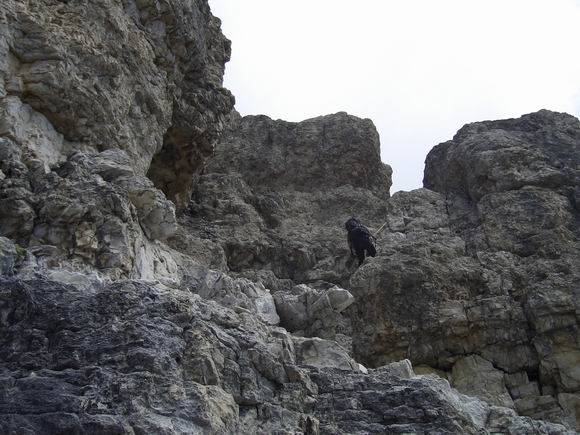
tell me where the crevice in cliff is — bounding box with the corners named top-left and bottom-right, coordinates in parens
top-left (147, 127), bottom-right (211, 209)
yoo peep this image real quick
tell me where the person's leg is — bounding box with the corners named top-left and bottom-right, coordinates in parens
top-left (366, 242), bottom-right (377, 257)
top-left (356, 248), bottom-right (365, 266)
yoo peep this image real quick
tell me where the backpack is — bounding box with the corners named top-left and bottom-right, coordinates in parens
top-left (345, 217), bottom-right (375, 240)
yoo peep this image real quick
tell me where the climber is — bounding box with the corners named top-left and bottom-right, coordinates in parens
top-left (345, 217), bottom-right (377, 266)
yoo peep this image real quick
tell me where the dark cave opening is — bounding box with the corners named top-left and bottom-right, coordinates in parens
top-left (147, 128), bottom-right (210, 210)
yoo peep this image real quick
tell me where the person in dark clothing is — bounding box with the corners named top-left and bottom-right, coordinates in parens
top-left (345, 217), bottom-right (377, 266)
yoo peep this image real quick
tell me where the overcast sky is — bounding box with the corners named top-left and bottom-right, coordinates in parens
top-left (208, 0), bottom-right (580, 193)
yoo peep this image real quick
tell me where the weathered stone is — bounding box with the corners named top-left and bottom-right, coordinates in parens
top-left (309, 363), bottom-right (573, 434)
top-left (293, 337), bottom-right (358, 371)
top-left (207, 112), bottom-right (392, 196)
top-left (374, 359), bottom-right (415, 379)
top-left (424, 110), bottom-right (580, 202)
top-left (0, 148), bottom-right (186, 282)
top-left (331, 110), bottom-right (580, 428)
top-left (358, 363), bottom-right (369, 374)
top-left (558, 393), bottom-right (580, 431)
top-left (325, 286), bottom-right (355, 312)
top-left (1, 0), bottom-right (579, 430)
top-left (192, 267), bottom-right (280, 326)
top-left (0, 186), bottom-right (35, 244)
top-left (273, 283), bottom-right (354, 352)
top-left (514, 395), bottom-right (573, 429)
top-left (0, 236), bottom-right (17, 275)
top-left (44, 269), bottom-right (105, 292)
top-left (486, 406), bottom-right (574, 435)
top-left (478, 188), bottom-right (576, 257)
top-left (450, 355), bottom-right (514, 409)
top-left (414, 365), bottom-right (450, 380)
top-left (182, 112), bottom-right (392, 288)
top-left (505, 371), bottom-right (542, 399)
top-left (90, 149), bottom-right (135, 182)
top-left (121, 177), bottom-right (178, 241)
top-left (273, 290), bottom-right (309, 331)
top-left (1, 0), bottom-right (234, 207)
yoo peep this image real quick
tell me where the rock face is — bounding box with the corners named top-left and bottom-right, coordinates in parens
top-left (178, 111), bottom-right (392, 287)
top-left (0, 0), bottom-right (234, 207)
top-left (346, 110), bottom-right (580, 429)
top-left (424, 110), bottom-right (580, 203)
top-left (168, 106), bottom-right (580, 431)
top-left (211, 112), bottom-right (392, 196)
top-left (1, 1), bottom-right (580, 433)
top-left (0, 145), bottom-right (179, 281)
top-left (1, 269), bottom-right (572, 434)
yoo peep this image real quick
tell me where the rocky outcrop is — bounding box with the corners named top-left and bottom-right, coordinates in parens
top-left (424, 109), bottom-right (580, 203)
top-left (310, 364), bottom-right (574, 435)
top-left (273, 284), bottom-right (355, 352)
top-left (346, 110), bottom-right (580, 429)
top-left (177, 109), bottom-right (580, 431)
top-left (210, 112), bottom-right (392, 196)
top-left (1, 0), bottom-right (234, 207)
top-left (176, 111), bottom-right (392, 287)
top-left (1, 268), bottom-right (573, 434)
top-left (1, 0), bottom-right (579, 433)
top-left (0, 144), bottom-right (179, 281)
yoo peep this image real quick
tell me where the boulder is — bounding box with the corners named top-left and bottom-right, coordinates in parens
top-left (293, 337), bottom-right (358, 371)
top-left (192, 267), bottom-right (280, 326)
top-left (450, 355), bottom-right (514, 409)
top-left (273, 284), bottom-right (354, 351)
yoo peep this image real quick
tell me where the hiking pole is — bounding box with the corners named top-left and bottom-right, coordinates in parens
top-left (374, 221), bottom-right (388, 238)
top-left (368, 221), bottom-right (387, 243)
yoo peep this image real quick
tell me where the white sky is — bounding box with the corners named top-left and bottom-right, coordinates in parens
top-left (208, 0), bottom-right (580, 193)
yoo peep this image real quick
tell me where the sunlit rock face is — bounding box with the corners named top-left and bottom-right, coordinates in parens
top-left (1, 0), bottom-right (579, 432)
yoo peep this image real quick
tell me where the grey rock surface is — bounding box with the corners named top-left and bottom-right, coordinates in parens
top-left (273, 283), bottom-right (354, 351)
top-left (1, 273), bottom-right (571, 434)
top-left (293, 336), bottom-right (358, 371)
top-left (310, 365), bottom-right (574, 435)
top-left (1, 0), bottom-right (579, 432)
top-left (424, 110), bottom-right (580, 203)
top-left (345, 110), bottom-right (580, 429)
top-left (209, 112), bottom-right (392, 196)
top-left (0, 146), bottom-right (180, 281)
top-left (1, 0), bottom-right (234, 207)
top-left (181, 109), bottom-right (580, 431)
top-left (0, 236), bottom-right (18, 275)
top-left (451, 355), bottom-right (515, 409)
top-left (176, 111), bottom-right (392, 288)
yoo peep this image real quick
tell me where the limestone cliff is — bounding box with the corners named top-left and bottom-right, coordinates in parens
top-left (185, 108), bottom-right (580, 432)
top-left (1, 0), bottom-right (233, 208)
top-left (1, 1), bottom-right (579, 434)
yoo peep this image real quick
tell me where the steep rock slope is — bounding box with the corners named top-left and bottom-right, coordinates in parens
top-left (174, 111), bottom-right (392, 286)
top-left (348, 110), bottom-right (580, 428)
top-left (1, 146), bottom-right (571, 433)
top-left (0, 1), bottom-right (578, 434)
top-left (183, 109), bottom-right (580, 431)
top-left (1, 0), bottom-right (233, 207)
